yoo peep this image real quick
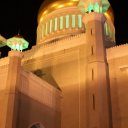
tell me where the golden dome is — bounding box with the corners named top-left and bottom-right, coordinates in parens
top-left (38, 0), bottom-right (79, 23)
top-left (104, 6), bottom-right (114, 23)
top-left (38, 0), bottom-right (114, 24)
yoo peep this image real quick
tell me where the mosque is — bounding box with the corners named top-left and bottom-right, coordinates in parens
top-left (0, 0), bottom-right (128, 128)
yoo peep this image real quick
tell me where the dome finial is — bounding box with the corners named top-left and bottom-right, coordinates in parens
top-left (18, 29), bottom-right (21, 36)
top-left (6, 34), bottom-right (29, 52)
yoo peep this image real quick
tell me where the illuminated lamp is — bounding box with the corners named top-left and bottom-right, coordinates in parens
top-left (0, 35), bottom-right (6, 47)
top-left (6, 34), bottom-right (29, 51)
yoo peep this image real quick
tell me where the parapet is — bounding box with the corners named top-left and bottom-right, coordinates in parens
top-left (107, 43), bottom-right (128, 60)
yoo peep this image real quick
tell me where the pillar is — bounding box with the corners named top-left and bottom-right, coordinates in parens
top-left (83, 12), bottom-right (112, 128)
top-left (1, 51), bottom-right (23, 128)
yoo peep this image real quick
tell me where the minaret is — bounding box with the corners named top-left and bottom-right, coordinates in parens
top-left (83, 2), bottom-right (112, 128)
top-left (0, 51), bottom-right (23, 128)
top-left (0, 35), bottom-right (28, 128)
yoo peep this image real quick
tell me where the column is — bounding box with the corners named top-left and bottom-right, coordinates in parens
top-left (4, 51), bottom-right (23, 128)
top-left (83, 12), bottom-right (112, 128)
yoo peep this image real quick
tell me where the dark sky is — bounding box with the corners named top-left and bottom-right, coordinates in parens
top-left (0, 0), bottom-right (128, 56)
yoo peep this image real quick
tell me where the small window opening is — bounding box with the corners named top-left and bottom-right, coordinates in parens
top-left (93, 94), bottom-right (95, 110)
top-left (92, 69), bottom-right (94, 80)
top-left (91, 46), bottom-right (94, 55)
top-left (30, 123), bottom-right (44, 128)
top-left (91, 28), bottom-right (93, 35)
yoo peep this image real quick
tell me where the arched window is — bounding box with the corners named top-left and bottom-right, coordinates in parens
top-left (29, 122), bottom-right (44, 128)
top-left (45, 22), bottom-right (48, 35)
top-left (72, 15), bottom-right (76, 28)
top-left (60, 16), bottom-right (63, 30)
top-left (104, 22), bottom-right (109, 36)
top-left (78, 15), bottom-right (82, 28)
top-left (66, 15), bottom-right (69, 28)
top-left (50, 19), bottom-right (53, 33)
top-left (54, 17), bottom-right (58, 31)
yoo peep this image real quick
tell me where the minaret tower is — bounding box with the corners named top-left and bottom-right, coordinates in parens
top-left (82, 0), bottom-right (113, 128)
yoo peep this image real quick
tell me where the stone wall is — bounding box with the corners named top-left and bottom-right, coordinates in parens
top-left (107, 44), bottom-right (128, 128)
top-left (17, 70), bottom-right (62, 128)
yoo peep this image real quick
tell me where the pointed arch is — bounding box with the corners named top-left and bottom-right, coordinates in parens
top-left (29, 122), bottom-right (45, 128)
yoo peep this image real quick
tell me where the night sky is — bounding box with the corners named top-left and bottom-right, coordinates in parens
top-left (0, 0), bottom-right (127, 56)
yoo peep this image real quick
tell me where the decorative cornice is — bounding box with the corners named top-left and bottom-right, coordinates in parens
top-left (107, 43), bottom-right (128, 60)
top-left (23, 33), bottom-right (86, 63)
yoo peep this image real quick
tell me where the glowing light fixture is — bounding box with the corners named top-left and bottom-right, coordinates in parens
top-left (6, 34), bottom-right (29, 51)
top-left (0, 35), bottom-right (6, 47)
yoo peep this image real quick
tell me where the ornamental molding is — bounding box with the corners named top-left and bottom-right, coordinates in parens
top-left (23, 33), bottom-right (86, 63)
